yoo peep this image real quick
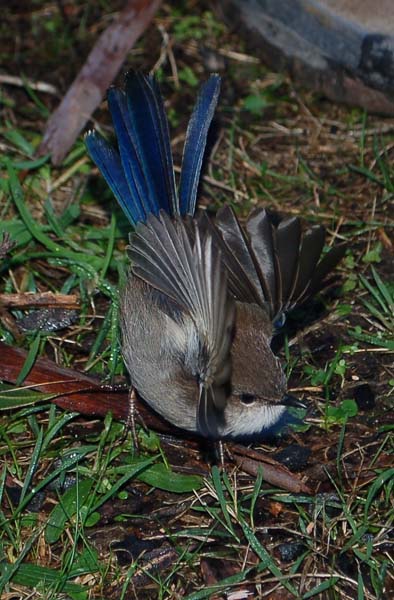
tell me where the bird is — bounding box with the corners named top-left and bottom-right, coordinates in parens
top-left (85, 72), bottom-right (344, 441)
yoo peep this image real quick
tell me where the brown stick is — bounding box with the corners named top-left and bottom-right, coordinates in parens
top-left (0, 292), bottom-right (79, 310)
top-left (0, 340), bottom-right (169, 430)
top-left (0, 340), bottom-right (312, 493)
top-left (38, 0), bottom-right (162, 165)
top-left (231, 445), bottom-right (312, 494)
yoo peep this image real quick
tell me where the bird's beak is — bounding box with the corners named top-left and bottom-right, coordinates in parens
top-left (281, 394), bottom-right (307, 409)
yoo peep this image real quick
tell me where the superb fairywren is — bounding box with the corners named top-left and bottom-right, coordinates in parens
top-left (86, 73), bottom-right (343, 440)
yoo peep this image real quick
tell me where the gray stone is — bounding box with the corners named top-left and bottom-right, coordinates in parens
top-left (218, 0), bottom-right (394, 114)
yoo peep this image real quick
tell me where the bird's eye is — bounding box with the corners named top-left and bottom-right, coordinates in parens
top-left (240, 393), bottom-right (256, 406)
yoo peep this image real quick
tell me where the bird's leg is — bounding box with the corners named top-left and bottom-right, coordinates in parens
top-left (214, 440), bottom-right (225, 468)
top-left (99, 382), bottom-right (142, 450)
top-left (126, 387), bottom-right (139, 451)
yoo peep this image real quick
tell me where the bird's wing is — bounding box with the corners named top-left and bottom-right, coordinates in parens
top-left (128, 210), bottom-right (235, 438)
top-left (215, 205), bottom-right (345, 324)
top-left (196, 209), bottom-right (265, 306)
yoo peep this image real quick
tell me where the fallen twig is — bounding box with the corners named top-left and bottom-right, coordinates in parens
top-left (0, 340), bottom-right (313, 493)
top-left (231, 444), bottom-right (312, 494)
top-left (0, 292), bottom-right (79, 310)
top-left (38, 0), bottom-right (162, 164)
top-left (0, 74), bottom-right (58, 95)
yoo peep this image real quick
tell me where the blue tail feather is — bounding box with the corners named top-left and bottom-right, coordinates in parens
top-left (179, 74), bottom-right (221, 216)
top-left (107, 88), bottom-right (151, 222)
top-left (85, 131), bottom-right (141, 225)
top-left (124, 72), bottom-right (177, 216)
top-left (86, 72), bottom-right (221, 226)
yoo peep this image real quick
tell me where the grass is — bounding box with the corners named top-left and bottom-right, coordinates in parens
top-left (1, 1), bottom-right (393, 598)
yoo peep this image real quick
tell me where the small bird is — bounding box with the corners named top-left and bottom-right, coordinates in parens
top-left (85, 72), bottom-right (344, 440)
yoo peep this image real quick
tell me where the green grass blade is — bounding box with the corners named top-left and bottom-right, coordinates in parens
top-left (0, 562), bottom-right (86, 598)
top-left (250, 465), bottom-right (263, 529)
top-left (12, 445), bottom-right (97, 518)
top-left (185, 569), bottom-right (254, 599)
top-left (240, 519), bottom-right (297, 595)
top-left (371, 266), bottom-right (394, 310)
top-left (360, 274), bottom-right (390, 314)
top-left (0, 384), bottom-right (59, 410)
top-left (137, 462), bottom-right (203, 493)
top-left (211, 466), bottom-right (237, 538)
top-left (302, 577), bottom-right (340, 598)
top-left (364, 468), bottom-right (394, 521)
top-left (350, 329), bottom-right (394, 350)
top-left (19, 426), bottom-right (44, 505)
top-left (45, 478), bottom-right (94, 543)
top-left (361, 298), bottom-right (392, 327)
top-left (15, 333), bottom-right (42, 386)
top-left (89, 455), bottom-right (159, 513)
top-left (8, 164), bottom-right (103, 271)
top-left (100, 213), bottom-right (116, 281)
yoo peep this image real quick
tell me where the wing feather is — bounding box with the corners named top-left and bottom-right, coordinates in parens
top-left (128, 211), bottom-right (235, 437)
top-left (215, 206), bottom-right (344, 324)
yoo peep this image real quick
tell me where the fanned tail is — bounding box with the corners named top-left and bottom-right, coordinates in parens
top-left (86, 72), bottom-right (176, 226)
top-left (86, 70), bottom-right (344, 320)
top-left (86, 72), bottom-right (220, 226)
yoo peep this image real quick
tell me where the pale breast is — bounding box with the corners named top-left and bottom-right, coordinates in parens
top-left (120, 275), bottom-right (200, 432)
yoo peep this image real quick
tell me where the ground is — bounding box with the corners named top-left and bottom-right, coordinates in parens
top-left (0, 2), bottom-right (393, 599)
